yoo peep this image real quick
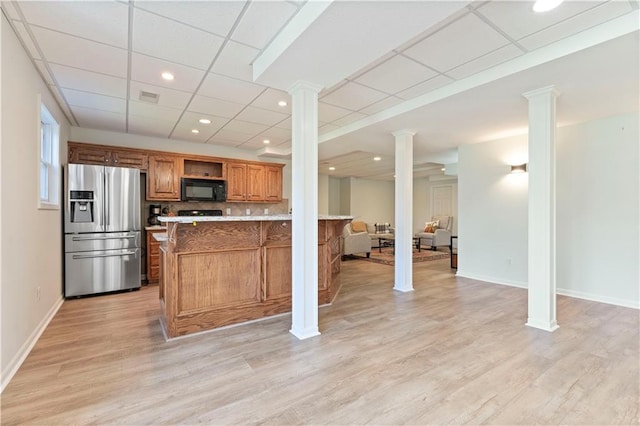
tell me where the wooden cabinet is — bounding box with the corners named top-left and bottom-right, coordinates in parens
top-left (146, 229), bottom-right (165, 284)
top-left (226, 163), bottom-right (247, 201)
top-left (227, 162), bottom-right (283, 202)
top-left (265, 165), bottom-right (283, 202)
top-left (147, 155), bottom-right (181, 200)
top-left (247, 164), bottom-right (265, 201)
top-left (68, 142), bottom-right (148, 169)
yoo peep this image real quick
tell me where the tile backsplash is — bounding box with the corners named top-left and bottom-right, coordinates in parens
top-left (143, 199), bottom-right (289, 224)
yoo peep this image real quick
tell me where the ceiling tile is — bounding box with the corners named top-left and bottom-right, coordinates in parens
top-left (274, 117), bottom-right (291, 130)
top-left (210, 41), bottom-right (260, 82)
top-left (222, 119), bottom-right (269, 135)
top-left (188, 95), bottom-right (246, 119)
top-left (131, 53), bottom-right (206, 92)
top-left (1, 1), bottom-right (21, 21)
top-left (476, 0), bottom-right (601, 42)
top-left (238, 139), bottom-right (268, 150)
top-left (320, 82), bottom-right (388, 111)
top-left (31, 27), bottom-right (127, 77)
top-left (172, 112), bottom-right (228, 142)
top-left (129, 101), bottom-right (183, 122)
top-left (198, 73), bottom-right (266, 104)
top-left (50, 64), bottom-right (127, 98)
top-left (518, 2), bottom-right (633, 51)
top-left (447, 44), bottom-right (523, 80)
top-left (62, 88), bottom-right (126, 114)
top-left (247, 126), bottom-right (291, 146)
top-left (129, 81), bottom-right (192, 110)
top-left (358, 96), bottom-right (404, 115)
top-left (18, 1), bottom-right (128, 48)
top-left (206, 137), bottom-right (242, 147)
top-left (318, 102), bottom-right (353, 122)
top-left (231, 1), bottom-right (299, 49)
top-left (331, 112), bottom-right (367, 127)
top-left (396, 75), bottom-right (454, 100)
top-left (134, 1), bottom-right (245, 38)
top-left (48, 85), bottom-right (75, 124)
top-left (210, 128), bottom-right (253, 143)
top-left (34, 60), bottom-right (54, 85)
top-left (13, 21), bottom-right (40, 59)
top-left (235, 106), bottom-right (289, 126)
top-left (355, 55), bottom-right (438, 95)
top-left (128, 115), bottom-right (175, 138)
top-left (73, 106), bottom-right (126, 133)
top-left (132, 8), bottom-right (224, 70)
top-left (250, 88), bottom-right (291, 113)
top-left (403, 13), bottom-right (510, 72)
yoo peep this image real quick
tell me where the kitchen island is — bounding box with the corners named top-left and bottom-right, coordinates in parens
top-left (157, 215), bottom-right (351, 338)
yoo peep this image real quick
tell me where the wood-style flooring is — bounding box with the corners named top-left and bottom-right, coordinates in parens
top-left (1, 258), bottom-right (638, 425)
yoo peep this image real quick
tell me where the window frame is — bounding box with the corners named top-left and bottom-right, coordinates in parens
top-left (38, 99), bottom-right (60, 210)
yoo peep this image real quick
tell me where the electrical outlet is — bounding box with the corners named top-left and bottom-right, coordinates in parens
top-left (36, 286), bottom-right (41, 301)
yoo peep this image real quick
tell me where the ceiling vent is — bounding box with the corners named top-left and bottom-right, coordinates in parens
top-left (139, 90), bottom-right (159, 104)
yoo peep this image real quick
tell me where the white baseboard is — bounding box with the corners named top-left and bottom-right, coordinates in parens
top-left (455, 270), bottom-right (528, 289)
top-left (455, 270), bottom-right (639, 309)
top-left (556, 288), bottom-right (639, 309)
top-left (1, 296), bottom-right (64, 393)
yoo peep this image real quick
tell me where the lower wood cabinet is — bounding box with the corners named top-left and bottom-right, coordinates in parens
top-left (146, 229), bottom-right (165, 284)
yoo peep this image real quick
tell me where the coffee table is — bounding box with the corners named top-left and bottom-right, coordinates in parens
top-left (377, 236), bottom-right (421, 253)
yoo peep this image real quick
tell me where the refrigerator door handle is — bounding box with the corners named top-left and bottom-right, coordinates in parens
top-left (104, 170), bottom-right (110, 227)
top-left (72, 251), bottom-right (136, 260)
top-left (71, 235), bottom-right (137, 241)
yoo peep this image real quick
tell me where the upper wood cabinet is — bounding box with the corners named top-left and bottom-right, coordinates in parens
top-left (265, 165), bottom-right (283, 202)
top-left (147, 155), bottom-right (181, 200)
top-left (226, 163), bottom-right (248, 201)
top-left (68, 142), bottom-right (148, 169)
top-left (227, 162), bottom-right (283, 202)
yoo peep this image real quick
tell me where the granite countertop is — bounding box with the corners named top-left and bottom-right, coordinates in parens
top-left (145, 225), bottom-right (167, 231)
top-left (152, 233), bottom-right (168, 242)
top-left (158, 214), bottom-right (353, 223)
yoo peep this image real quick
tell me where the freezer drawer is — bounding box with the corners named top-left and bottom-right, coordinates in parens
top-left (65, 248), bottom-right (141, 297)
top-left (65, 231), bottom-right (141, 253)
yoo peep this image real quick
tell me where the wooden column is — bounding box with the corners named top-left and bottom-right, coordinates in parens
top-left (288, 81), bottom-right (323, 339)
top-left (523, 85), bottom-right (560, 332)
top-left (393, 130), bottom-right (415, 292)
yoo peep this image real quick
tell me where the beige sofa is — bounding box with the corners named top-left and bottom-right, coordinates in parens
top-left (342, 223), bottom-right (371, 257)
top-left (415, 215), bottom-right (453, 250)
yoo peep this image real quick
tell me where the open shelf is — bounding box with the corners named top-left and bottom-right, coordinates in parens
top-left (183, 159), bottom-right (224, 179)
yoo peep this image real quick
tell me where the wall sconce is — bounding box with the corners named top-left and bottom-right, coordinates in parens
top-left (510, 163), bottom-right (527, 174)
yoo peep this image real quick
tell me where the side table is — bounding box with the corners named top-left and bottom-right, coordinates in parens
top-left (450, 236), bottom-right (458, 269)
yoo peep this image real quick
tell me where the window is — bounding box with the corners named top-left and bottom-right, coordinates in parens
top-left (39, 102), bottom-right (60, 209)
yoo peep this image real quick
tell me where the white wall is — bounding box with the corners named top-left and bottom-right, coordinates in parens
top-left (556, 113), bottom-right (639, 307)
top-left (339, 177), bottom-right (351, 215)
top-left (413, 176), bottom-right (458, 234)
top-left (457, 113), bottom-right (639, 308)
top-left (1, 15), bottom-right (71, 391)
top-left (349, 177), bottom-right (395, 224)
top-left (457, 134), bottom-right (529, 287)
top-left (318, 174), bottom-right (329, 215)
top-left (328, 176), bottom-right (342, 215)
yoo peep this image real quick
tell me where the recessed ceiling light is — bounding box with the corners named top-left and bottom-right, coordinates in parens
top-left (278, 100), bottom-right (287, 107)
top-left (533, 0), bottom-right (563, 12)
top-left (199, 118), bottom-right (211, 124)
top-left (263, 139), bottom-right (270, 144)
top-left (191, 129), bottom-right (199, 134)
top-left (441, 168), bottom-right (445, 171)
top-left (373, 156), bottom-right (381, 161)
top-left (329, 166), bottom-right (335, 171)
top-left (161, 72), bottom-right (174, 81)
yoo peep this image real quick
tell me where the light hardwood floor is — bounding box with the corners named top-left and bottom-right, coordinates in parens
top-left (1, 258), bottom-right (638, 425)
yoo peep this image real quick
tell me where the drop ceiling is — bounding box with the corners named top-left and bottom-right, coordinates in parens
top-left (2, 0), bottom-right (638, 179)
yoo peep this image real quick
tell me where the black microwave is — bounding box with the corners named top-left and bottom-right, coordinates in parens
top-left (181, 178), bottom-right (226, 202)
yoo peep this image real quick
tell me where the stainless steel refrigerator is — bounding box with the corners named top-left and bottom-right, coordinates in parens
top-left (64, 164), bottom-right (141, 297)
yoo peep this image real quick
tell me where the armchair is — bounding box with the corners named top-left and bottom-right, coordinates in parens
top-left (415, 215), bottom-right (453, 250)
top-left (342, 222), bottom-right (371, 258)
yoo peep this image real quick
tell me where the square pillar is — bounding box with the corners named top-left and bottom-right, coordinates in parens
top-left (393, 130), bottom-right (415, 292)
top-left (288, 81), bottom-right (323, 340)
top-left (523, 85), bottom-right (560, 332)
